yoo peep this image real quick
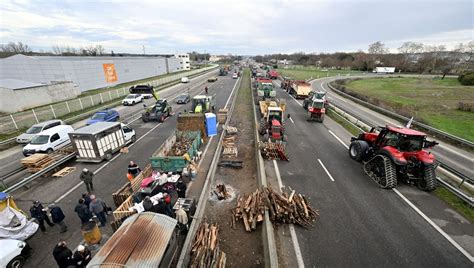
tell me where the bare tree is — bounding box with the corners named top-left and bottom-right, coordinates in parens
top-left (84, 45), bottom-right (98, 56)
top-left (368, 41), bottom-right (389, 54)
top-left (96, 45), bottom-right (105, 55)
top-left (51, 45), bottom-right (63, 55)
top-left (1, 42), bottom-right (32, 53)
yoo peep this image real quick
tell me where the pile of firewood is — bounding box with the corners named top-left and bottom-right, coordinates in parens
top-left (265, 187), bottom-right (318, 227)
top-left (260, 142), bottom-right (289, 161)
top-left (190, 222), bottom-right (226, 268)
top-left (213, 184), bottom-right (230, 200)
top-left (170, 137), bottom-right (193, 156)
top-left (231, 189), bottom-right (265, 232)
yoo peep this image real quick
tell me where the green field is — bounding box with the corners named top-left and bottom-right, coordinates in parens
top-left (343, 77), bottom-right (474, 141)
top-left (278, 66), bottom-right (363, 80)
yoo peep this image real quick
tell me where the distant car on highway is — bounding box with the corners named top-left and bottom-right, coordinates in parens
top-left (176, 93), bottom-right (191, 104)
top-left (181, 77), bottom-right (190, 83)
top-left (86, 109), bottom-right (120, 125)
top-left (16, 119), bottom-right (64, 144)
top-left (207, 76), bottom-right (218, 82)
top-left (232, 73), bottom-right (238, 79)
top-left (122, 94), bottom-right (143, 106)
top-left (22, 125), bottom-right (74, 156)
top-left (0, 239), bottom-right (31, 268)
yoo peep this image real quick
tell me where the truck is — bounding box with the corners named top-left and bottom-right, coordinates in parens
top-left (288, 80), bottom-right (312, 99)
top-left (150, 131), bottom-right (202, 172)
top-left (68, 122), bottom-right (136, 162)
top-left (267, 70), bottom-right (279, 79)
top-left (373, 67), bottom-right (395, 73)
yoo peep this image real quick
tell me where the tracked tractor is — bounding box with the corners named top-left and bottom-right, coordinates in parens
top-left (349, 125), bottom-right (439, 191)
top-left (191, 95), bottom-right (215, 113)
top-left (142, 99), bottom-right (172, 122)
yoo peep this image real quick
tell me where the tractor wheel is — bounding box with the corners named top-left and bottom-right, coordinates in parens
top-left (307, 112), bottom-right (312, 121)
top-left (319, 114), bottom-right (325, 123)
top-left (417, 164), bottom-right (437, 192)
top-left (259, 119), bottom-right (267, 135)
top-left (349, 140), bottom-right (369, 162)
top-left (142, 116), bottom-right (148, 123)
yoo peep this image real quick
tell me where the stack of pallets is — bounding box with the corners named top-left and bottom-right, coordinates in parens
top-left (21, 154), bottom-right (55, 173)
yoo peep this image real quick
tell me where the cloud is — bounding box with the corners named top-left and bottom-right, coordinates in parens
top-left (0, 0), bottom-right (472, 54)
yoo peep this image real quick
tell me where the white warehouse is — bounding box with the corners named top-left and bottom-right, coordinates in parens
top-left (175, 53), bottom-right (190, 70)
top-left (0, 54), bottom-right (186, 92)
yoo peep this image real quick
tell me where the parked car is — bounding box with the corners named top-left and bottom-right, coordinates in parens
top-left (122, 94), bottom-right (143, 106)
top-left (16, 120), bottom-right (64, 144)
top-left (22, 125), bottom-right (74, 156)
top-left (181, 77), bottom-right (190, 83)
top-left (232, 73), bottom-right (238, 79)
top-left (207, 76), bottom-right (218, 82)
top-left (86, 109), bottom-right (120, 125)
top-left (0, 239), bottom-right (31, 268)
top-left (176, 93), bottom-right (191, 104)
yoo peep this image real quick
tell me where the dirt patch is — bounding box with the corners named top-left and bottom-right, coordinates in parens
top-left (203, 69), bottom-right (264, 267)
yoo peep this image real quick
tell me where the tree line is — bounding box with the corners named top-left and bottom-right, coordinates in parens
top-left (254, 41), bottom-right (473, 74)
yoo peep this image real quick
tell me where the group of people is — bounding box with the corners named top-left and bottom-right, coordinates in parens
top-left (29, 201), bottom-right (67, 233)
top-left (74, 193), bottom-right (109, 227)
top-left (53, 241), bottom-right (91, 268)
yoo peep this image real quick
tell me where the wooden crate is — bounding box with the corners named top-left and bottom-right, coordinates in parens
top-left (112, 183), bottom-right (132, 208)
top-left (112, 195), bottom-right (137, 221)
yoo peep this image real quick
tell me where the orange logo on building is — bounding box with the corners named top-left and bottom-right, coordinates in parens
top-left (103, 63), bottom-right (118, 83)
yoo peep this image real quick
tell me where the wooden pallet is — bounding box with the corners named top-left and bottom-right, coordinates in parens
top-left (52, 167), bottom-right (76, 177)
top-left (223, 147), bottom-right (238, 156)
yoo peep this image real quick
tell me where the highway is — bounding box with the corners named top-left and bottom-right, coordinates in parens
top-left (260, 80), bottom-right (473, 266)
top-left (312, 76), bottom-right (473, 181)
top-left (10, 72), bottom-right (238, 268)
top-left (0, 69), bottom-right (219, 187)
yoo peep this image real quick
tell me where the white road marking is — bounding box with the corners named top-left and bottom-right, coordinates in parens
top-left (317, 159), bottom-right (335, 182)
top-left (272, 159), bottom-right (305, 268)
top-left (289, 117), bottom-right (295, 124)
top-left (328, 130), bottom-right (350, 149)
top-left (392, 188), bottom-right (474, 263)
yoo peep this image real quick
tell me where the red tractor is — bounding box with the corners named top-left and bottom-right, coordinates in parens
top-left (259, 106), bottom-right (286, 142)
top-left (303, 91), bottom-right (328, 122)
top-left (349, 125), bottom-right (439, 191)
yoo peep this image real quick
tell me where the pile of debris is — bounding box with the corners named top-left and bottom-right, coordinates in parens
top-left (169, 136), bottom-right (193, 156)
top-left (259, 142), bottom-right (289, 161)
top-left (213, 184), bottom-right (231, 200)
top-left (265, 187), bottom-right (319, 227)
top-left (190, 222), bottom-right (227, 268)
top-left (231, 189), bottom-right (265, 232)
top-left (219, 126), bottom-right (242, 169)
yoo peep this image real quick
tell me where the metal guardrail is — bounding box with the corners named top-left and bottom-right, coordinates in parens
top-left (437, 160), bottom-right (473, 186)
top-left (326, 104), bottom-right (473, 207)
top-left (326, 82), bottom-right (474, 149)
top-left (4, 152), bottom-right (76, 193)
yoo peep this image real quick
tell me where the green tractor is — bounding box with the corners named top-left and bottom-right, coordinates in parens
top-left (191, 95), bottom-right (215, 113)
top-left (142, 99), bottom-right (172, 122)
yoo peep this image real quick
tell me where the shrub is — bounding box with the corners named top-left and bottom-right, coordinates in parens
top-left (458, 102), bottom-right (474, 112)
top-left (458, 72), bottom-right (474, 85)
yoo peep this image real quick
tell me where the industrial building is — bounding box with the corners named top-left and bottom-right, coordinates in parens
top-left (0, 54), bottom-right (186, 92)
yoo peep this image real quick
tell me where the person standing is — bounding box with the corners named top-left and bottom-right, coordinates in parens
top-left (82, 193), bottom-right (91, 207)
top-left (176, 179), bottom-right (187, 198)
top-left (89, 195), bottom-right (107, 227)
top-left (204, 86), bottom-right (208, 94)
top-left (74, 198), bottom-right (92, 224)
top-left (53, 241), bottom-right (73, 268)
top-left (127, 161), bottom-right (141, 179)
top-left (30, 201), bottom-right (54, 232)
top-left (80, 168), bottom-right (94, 192)
top-left (48, 203), bottom-right (68, 233)
top-left (72, 245), bottom-right (92, 268)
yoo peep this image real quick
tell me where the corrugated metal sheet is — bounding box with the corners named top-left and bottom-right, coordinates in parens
top-left (87, 212), bottom-right (177, 268)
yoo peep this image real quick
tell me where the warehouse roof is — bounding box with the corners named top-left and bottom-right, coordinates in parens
top-left (0, 79), bottom-right (44, 90)
top-left (87, 212), bottom-right (177, 267)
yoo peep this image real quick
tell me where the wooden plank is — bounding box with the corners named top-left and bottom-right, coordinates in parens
top-left (52, 167), bottom-right (76, 177)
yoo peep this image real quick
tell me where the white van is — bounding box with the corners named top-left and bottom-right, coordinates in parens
top-left (181, 77), bottom-right (189, 83)
top-left (22, 125), bottom-right (74, 156)
top-left (16, 120), bottom-right (64, 144)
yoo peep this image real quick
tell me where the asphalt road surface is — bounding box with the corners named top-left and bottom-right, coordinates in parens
top-left (0, 69), bottom-right (220, 186)
top-left (262, 81), bottom-right (472, 266)
top-left (11, 72), bottom-right (238, 268)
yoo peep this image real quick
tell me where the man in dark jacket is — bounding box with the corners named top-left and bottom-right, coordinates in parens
top-left (127, 161), bottom-right (141, 178)
top-left (176, 179), bottom-right (187, 198)
top-left (74, 198), bottom-right (92, 224)
top-left (53, 241), bottom-right (73, 268)
top-left (48, 203), bottom-right (68, 233)
top-left (30, 201), bottom-right (54, 232)
top-left (72, 245), bottom-right (91, 268)
top-left (82, 193), bottom-right (91, 207)
top-left (142, 196), bottom-right (154, 212)
top-left (89, 195), bottom-right (107, 227)
top-left (80, 168), bottom-right (94, 192)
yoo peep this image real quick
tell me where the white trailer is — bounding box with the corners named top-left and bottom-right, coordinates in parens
top-left (373, 67), bottom-right (396, 73)
top-left (69, 122), bottom-right (136, 162)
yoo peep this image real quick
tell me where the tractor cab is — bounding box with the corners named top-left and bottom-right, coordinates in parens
top-left (142, 99), bottom-right (171, 122)
top-left (151, 99), bottom-right (168, 113)
top-left (373, 126), bottom-right (437, 152)
top-left (191, 95), bottom-right (215, 113)
top-left (267, 107), bottom-right (283, 123)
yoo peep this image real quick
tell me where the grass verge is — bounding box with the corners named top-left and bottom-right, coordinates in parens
top-left (434, 187), bottom-right (473, 222)
top-left (278, 66), bottom-right (363, 80)
top-left (326, 108), bottom-right (362, 136)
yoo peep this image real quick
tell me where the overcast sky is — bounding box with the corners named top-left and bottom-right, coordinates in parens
top-left (1, 0), bottom-right (472, 55)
